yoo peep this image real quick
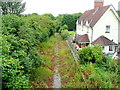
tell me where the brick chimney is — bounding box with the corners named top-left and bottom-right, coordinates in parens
top-left (94, 0), bottom-right (104, 9)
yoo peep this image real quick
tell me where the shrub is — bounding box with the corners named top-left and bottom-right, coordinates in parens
top-left (60, 30), bottom-right (69, 40)
top-left (1, 14), bottom-right (57, 88)
top-left (78, 45), bottom-right (103, 64)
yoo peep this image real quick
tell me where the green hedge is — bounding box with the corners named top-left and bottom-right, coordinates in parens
top-left (1, 14), bottom-right (57, 88)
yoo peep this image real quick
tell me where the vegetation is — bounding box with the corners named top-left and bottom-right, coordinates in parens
top-left (78, 45), bottom-right (103, 64)
top-left (31, 36), bottom-right (56, 88)
top-left (0, 0), bottom-right (26, 15)
top-left (2, 3), bottom-right (118, 88)
top-left (117, 11), bottom-right (120, 17)
top-left (1, 14), bottom-right (57, 88)
top-left (77, 45), bottom-right (118, 88)
top-left (56, 13), bottom-right (82, 31)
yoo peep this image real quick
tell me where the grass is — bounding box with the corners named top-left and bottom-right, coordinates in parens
top-left (31, 36), bottom-right (56, 88)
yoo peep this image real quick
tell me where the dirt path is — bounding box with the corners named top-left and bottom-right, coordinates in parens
top-left (53, 38), bottom-right (61, 88)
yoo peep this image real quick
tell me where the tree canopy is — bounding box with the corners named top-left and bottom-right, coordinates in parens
top-left (56, 13), bottom-right (82, 31)
top-left (0, 0), bottom-right (26, 15)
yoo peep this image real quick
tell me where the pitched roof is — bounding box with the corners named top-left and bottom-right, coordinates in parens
top-left (78, 5), bottom-right (111, 27)
top-left (92, 35), bottom-right (117, 46)
top-left (76, 34), bottom-right (90, 43)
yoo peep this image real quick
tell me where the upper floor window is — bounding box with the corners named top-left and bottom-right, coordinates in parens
top-left (105, 25), bottom-right (110, 33)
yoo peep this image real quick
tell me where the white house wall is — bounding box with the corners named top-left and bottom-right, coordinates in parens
top-left (76, 21), bottom-right (92, 43)
top-left (93, 8), bottom-right (119, 44)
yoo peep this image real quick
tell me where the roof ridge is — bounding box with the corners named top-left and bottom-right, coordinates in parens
top-left (78, 5), bottom-right (112, 27)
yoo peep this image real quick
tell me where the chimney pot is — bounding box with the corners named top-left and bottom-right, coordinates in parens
top-left (94, 0), bottom-right (104, 9)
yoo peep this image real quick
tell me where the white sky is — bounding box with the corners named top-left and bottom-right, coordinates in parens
top-left (22, 0), bottom-right (120, 16)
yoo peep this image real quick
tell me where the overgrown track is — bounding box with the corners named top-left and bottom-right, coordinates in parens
top-left (53, 34), bottom-right (61, 88)
top-left (66, 39), bottom-right (89, 88)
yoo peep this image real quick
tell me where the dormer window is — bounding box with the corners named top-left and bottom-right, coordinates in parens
top-left (105, 25), bottom-right (110, 33)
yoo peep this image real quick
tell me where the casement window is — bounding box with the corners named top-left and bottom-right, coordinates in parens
top-left (105, 25), bottom-right (110, 33)
top-left (109, 46), bottom-right (113, 51)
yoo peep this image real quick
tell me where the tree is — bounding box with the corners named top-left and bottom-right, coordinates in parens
top-left (61, 14), bottom-right (74, 31)
top-left (43, 13), bottom-right (55, 20)
top-left (57, 13), bottom-right (82, 31)
top-left (0, 0), bottom-right (26, 15)
top-left (59, 24), bottom-right (68, 33)
top-left (72, 13), bottom-right (82, 30)
top-left (117, 11), bottom-right (120, 17)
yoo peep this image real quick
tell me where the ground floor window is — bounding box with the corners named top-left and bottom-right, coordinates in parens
top-left (115, 46), bottom-right (118, 52)
top-left (109, 46), bottom-right (113, 51)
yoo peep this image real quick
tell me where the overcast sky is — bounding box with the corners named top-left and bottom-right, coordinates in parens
top-left (22, 0), bottom-right (120, 16)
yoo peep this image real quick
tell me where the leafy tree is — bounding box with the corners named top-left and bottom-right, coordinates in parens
top-left (72, 13), bottom-right (82, 30)
top-left (56, 13), bottom-right (82, 31)
top-left (1, 14), bottom-right (57, 88)
top-left (61, 14), bottom-right (74, 31)
top-left (59, 24), bottom-right (68, 33)
top-left (43, 13), bottom-right (55, 20)
top-left (0, 0), bottom-right (26, 15)
top-left (117, 11), bottom-right (120, 17)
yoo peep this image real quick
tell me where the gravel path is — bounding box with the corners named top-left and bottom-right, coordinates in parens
top-left (53, 40), bottom-right (61, 88)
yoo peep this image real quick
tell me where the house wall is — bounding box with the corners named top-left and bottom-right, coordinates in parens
top-left (93, 7), bottom-right (119, 44)
top-left (76, 21), bottom-right (93, 43)
top-left (103, 46), bottom-right (116, 54)
top-left (76, 6), bottom-right (119, 53)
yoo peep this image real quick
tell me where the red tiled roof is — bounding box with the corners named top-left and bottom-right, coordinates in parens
top-left (78, 5), bottom-right (111, 27)
top-left (76, 34), bottom-right (90, 43)
top-left (92, 35), bottom-right (117, 46)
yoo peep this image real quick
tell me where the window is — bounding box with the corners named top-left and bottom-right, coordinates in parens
top-left (115, 46), bottom-right (118, 52)
top-left (109, 46), bottom-right (113, 51)
top-left (105, 25), bottom-right (110, 33)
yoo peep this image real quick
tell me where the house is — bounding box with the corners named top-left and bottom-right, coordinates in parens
top-left (76, 0), bottom-right (120, 54)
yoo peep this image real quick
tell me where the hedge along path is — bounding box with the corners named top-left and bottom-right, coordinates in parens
top-left (66, 39), bottom-right (89, 88)
top-left (53, 34), bottom-right (61, 88)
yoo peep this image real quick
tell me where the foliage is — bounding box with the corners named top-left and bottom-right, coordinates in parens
top-left (117, 11), bottom-right (120, 17)
top-left (56, 13), bottom-right (82, 31)
top-left (2, 35), bottom-right (30, 88)
top-left (43, 13), bottom-right (55, 20)
top-left (78, 45), bottom-right (103, 64)
top-left (59, 24), bottom-right (68, 33)
top-left (2, 14), bottom-right (57, 88)
top-left (79, 63), bottom-right (118, 88)
top-left (0, 0), bottom-right (26, 15)
top-left (76, 45), bottom-right (118, 88)
top-left (61, 14), bottom-right (75, 31)
top-left (31, 36), bottom-right (56, 88)
top-left (60, 30), bottom-right (69, 40)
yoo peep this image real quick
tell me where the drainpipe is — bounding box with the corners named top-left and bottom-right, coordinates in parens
top-left (90, 27), bottom-right (93, 46)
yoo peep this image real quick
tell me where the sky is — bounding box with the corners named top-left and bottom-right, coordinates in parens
top-left (22, 0), bottom-right (120, 16)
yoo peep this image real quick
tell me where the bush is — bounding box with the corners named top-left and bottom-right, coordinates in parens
top-left (2, 14), bottom-right (57, 88)
top-left (78, 45), bottom-right (103, 64)
top-left (60, 30), bottom-right (69, 40)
